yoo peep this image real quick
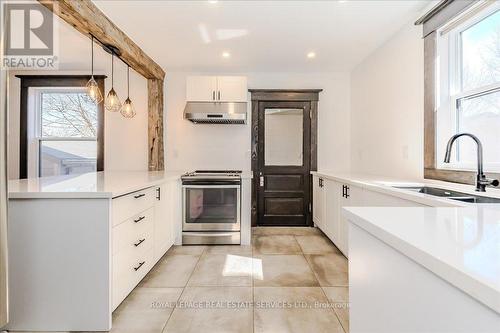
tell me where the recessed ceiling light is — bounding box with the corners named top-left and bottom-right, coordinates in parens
top-left (338, 0), bottom-right (348, 3)
top-left (222, 51), bottom-right (231, 58)
top-left (307, 52), bottom-right (316, 59)
top-left (208, 0), bottom-right (218, 4)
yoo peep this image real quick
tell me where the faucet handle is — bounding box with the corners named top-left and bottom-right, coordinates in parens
top-left (478, 177), bottom-right (499, 187)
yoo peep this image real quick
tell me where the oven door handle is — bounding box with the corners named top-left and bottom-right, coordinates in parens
top-left (182, 185), bottom-right (241, 189)
top-left (184, 232), bottom-right (240, 237)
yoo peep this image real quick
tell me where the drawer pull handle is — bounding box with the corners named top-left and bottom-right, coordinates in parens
top-left (134, 216), bottom-right (145, 223)
top-left (134, 194), bottom-right (146, 199)
top-left (133, 261), bottom-right (145, 271)
top-left (134, 238), bottom-right (146, 247)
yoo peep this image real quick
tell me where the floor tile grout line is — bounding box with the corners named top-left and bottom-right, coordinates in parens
top-left (159, 288), bottom-right (184, 333)
top-left (161, 247), bottom-right (206, 332)
top-left (301, 247), bottom-right (322, 288)
top-left (183, 247), bottom-right (206, 288)
top-left (320, 285), bottom-right (348, 333)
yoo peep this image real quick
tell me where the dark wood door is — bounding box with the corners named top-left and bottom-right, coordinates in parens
top-left (257, 101), bottom-right (311, 226)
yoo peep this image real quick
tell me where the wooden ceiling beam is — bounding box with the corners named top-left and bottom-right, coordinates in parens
top-left (38, 0), bottom-right (165, 80)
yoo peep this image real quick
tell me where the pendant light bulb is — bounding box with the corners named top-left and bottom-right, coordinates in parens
top-left (121, 97), bottom-right (136, 118)
top-left (105, 88), bottom-right (122, 112)
top-left (120, 65), bottom-right (136, 118)
top-left (86, 35), bottom-right (103, 104)
top-left (105, 52), bottom-right (122, 112)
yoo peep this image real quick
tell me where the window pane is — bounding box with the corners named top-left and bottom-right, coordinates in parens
top-left (264, 108), bottom-right (303, 166)
top-left (457, 90), bottom-right (500, 165)
top-left (41, 92), bottom-right (98, 138)
top-left (461, 10), bottom-right (500, 91)
top-left (39, 140), bottom-right (97, 177)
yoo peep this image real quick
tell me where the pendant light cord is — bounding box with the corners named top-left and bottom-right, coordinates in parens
top-left (91, 35), bottom-right (94, 76)
top-left (127, 65), bottom-right (130, 97)
top-left (111, 52), bottom-right (114, 87)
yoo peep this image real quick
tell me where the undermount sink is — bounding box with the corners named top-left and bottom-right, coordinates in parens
top-left (393, 186), bottom-right (500, 204)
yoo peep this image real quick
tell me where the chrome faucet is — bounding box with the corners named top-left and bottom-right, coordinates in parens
top-left (444, 133), bottom-right (499, 192)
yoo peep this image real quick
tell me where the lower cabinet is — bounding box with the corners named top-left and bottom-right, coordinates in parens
top-left (312, 176), bottom-right (427, 258)
top-left (112, 180), bottom-right (178, 310)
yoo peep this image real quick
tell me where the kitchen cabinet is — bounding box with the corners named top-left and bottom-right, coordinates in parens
top-left (154, 182), bottom-right (175, 262)
top-left (312, 175), bottom-right (325, 230)
top-left (312, 176), bottom-right (428, 258)
top-left (6, 176), bottom-right (181, 331)
top-left (186, 76), bottom-right (247, 102)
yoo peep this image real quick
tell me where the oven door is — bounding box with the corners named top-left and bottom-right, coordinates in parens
top-left (183, 184), bottom-right (241, 231)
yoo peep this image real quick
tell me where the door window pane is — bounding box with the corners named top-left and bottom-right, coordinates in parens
top-left (461, 10), bottom-right (500, 91)
top-left (39, 140), bottom-right (97, 177)
top-left (457, 89), bottom-right (500, 164)
top-left (264, 108), bottom-right (303, 166)
top-left (41, 92), bottom-right (98, 138)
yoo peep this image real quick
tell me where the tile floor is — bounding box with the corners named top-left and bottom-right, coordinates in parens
top-left (112, 227), bottom-right (349, 333)
top-left (23, 228), bottom-right (349, 333)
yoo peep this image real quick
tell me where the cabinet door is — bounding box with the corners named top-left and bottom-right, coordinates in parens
top-left (324, 179), bottom-right (342, 245)
top-left (154, 183), bottom-right (174, 262)
top-left (338, 184), bottom-right (363, 257)
top-left (312, 176), bottom-right (324, 230)
top-left (216, 76), bottom-right (247, 102)
top-left (186, 76), bottom-right (217, 102)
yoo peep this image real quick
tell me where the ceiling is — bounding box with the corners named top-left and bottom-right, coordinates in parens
top-left (91, 0), bottom-right (431, 73)
top-left (51, 1), bottom-right (432, 74)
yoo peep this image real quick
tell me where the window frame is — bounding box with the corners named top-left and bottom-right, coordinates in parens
top-left (29, 87), bottom-right (99, 177)
top-left (436, 3), bottom-right (500, 173)
top-left (16, 75), bottom-right (105, 179)
top-left (424, 1), bottom-right (500, 185)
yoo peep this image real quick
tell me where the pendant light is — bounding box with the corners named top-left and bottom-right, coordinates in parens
top-left (86, 35), bottom-right (103, 104)
top-left (120, 65), bottom-right (136, 118)
top-left (104, 51), bottom-right (122, 112)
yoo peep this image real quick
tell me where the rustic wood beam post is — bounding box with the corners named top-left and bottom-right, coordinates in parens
top-left (148, 79), bottom-right (164, 171)
top-left (37, 0), bottom-right (166, 170)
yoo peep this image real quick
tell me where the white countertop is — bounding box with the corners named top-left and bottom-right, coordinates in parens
top-left (8, 171), bottom-right (184, 199)
top-left (343, 205), bottom-right (500, 314)
top-left (311, 171), bottom-right (500, 313)
top-left (8, 170), bottom-right (253, 199)
top-left (311, 171), bottom-right (500, 207)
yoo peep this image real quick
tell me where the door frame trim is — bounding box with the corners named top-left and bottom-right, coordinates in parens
top-left (249, 89), bottom-right (322, 227)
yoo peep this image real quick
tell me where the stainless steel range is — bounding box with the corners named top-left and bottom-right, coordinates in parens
top-left (182, 170), bottom-right (241, 245)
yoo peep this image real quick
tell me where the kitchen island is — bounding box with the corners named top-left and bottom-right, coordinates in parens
top-left (6, 171), bottom-right (184, 331)
top-left (344, 205), bottom-right (500, 333)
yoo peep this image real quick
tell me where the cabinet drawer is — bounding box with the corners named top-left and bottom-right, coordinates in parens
top-left (112, 187), bottom-right (157, 226)
top-left (113, 207), bottom-right (154, 256)
top-left (112, 247), bottom-right (154, 310)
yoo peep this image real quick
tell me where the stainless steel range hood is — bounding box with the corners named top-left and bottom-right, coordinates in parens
top-left (184, 102), bottom-right (247, 124)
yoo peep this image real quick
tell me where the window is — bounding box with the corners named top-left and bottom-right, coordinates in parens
top-left (17, 76), bottom-right (105, 179)
top-left (436, 3), bottom-right (500, 172)
top-left (32, 88), bottom-right (98, 177)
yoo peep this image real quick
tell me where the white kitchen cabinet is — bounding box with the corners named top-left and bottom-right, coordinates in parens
top-left (216, 76), bottom-right (248, 102)
top-left (337, 183), bottom-right (363, 256)
top-left (324, 179), bottom-right (342, 244)
top-left (6, 177), bottom-right (180, 332)
top-left (312, 175), bottom-right (325, 230)
top-left (186, 76), bottom-right (247, 102)
top-left (186, 76), bottom-right (217, 102)
top-left (312, 176), bottom-right (429, 258)
top-left (154, 182), bottom-right (175, 262)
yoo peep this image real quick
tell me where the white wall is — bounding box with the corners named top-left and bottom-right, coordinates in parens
top-left (164, 72), bottom-right (351, 173)
top-left (350, 22), bottom-right (424, 180)
top-left (7, 17), bottom-right (148, 179)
